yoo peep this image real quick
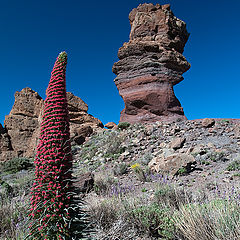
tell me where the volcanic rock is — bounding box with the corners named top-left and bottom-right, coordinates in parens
top-left (202, 118), bottom-right (215, 128)
top-left (0, 88), bottom-right (103, 161)
top-left (113, 3), bottom-right (190, 123)
top-left (105, 122), bottom-right (117, 129)
top-left (170, 137), bottom-right (186, 150)
top-left (67, 92), bottom-right (104, 144)
top-left (148, 153), bottom-right (196, 176)
top-left (234, 123), bottom-right (240, 139)
top-left (4, 88), bottom-right (43, 159)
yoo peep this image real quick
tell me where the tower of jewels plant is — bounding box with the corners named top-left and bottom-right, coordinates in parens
top-left (28, 52), bottom-right (91, 240)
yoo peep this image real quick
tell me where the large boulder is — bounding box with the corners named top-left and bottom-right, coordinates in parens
top-left (148, 153), bottom-right (196, 176)
top-left (113, 3), bottom-right (190, 123)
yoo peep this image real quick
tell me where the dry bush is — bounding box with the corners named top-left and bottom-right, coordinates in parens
top-left (173, 199), bottom-right (240, 240)
top-left (87, 193), bottom-right (175, 239)
top-left (88, 196), bottom-right (119, 230)
top-left (154, 184), bottom-right (190, 209)
top-left (93, 172), bottom-right (117, 196)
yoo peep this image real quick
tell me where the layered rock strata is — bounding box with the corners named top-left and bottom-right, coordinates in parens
top-left (0, 87), bottom-right (103, 161)
top-left (113, 3), bottom-right (190, 123)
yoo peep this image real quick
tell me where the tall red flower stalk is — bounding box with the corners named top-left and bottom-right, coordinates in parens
top-left (28, 52), bottom-right (82, 240)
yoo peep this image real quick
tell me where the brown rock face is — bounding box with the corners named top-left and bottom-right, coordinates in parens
top-left (113, 3), bottom-right (190, 123)
top-left (67, 92), bottom-right (104, 144)
top-left (4, 88), bottom-right (44, 158)
top-left (0, 88), bottom-right (103, 161)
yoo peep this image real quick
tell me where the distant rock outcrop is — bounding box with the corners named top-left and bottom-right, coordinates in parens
top-left (113, 3), bottom-right (190, 123)
top-left (4, 87), bottom-right (43, 159)
top-left (0, 87), bottom-right (103, 161)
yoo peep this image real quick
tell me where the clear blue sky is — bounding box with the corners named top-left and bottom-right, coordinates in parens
top-left (0, 0), bottom-right (239, 125)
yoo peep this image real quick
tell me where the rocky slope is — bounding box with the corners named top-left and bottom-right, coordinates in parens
top-left (0, 87), bottom-right (103, 161)
top-left (74, 118), bottom-right (240, 197)
top-left (0, 118), bottom-right (239, 239)
top-left (113, 3), bottom-right (190, 123)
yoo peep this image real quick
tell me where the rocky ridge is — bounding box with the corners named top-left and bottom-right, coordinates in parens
top-left (113, 3), bottom-right (190, 123)
top-left (0, 87), bottom-right (103, 161)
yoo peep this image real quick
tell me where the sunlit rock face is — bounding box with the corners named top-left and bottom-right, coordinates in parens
top-left (1, 88), bottom-right (103, 161)
top-left (113, 3), bottom-right (190, 123)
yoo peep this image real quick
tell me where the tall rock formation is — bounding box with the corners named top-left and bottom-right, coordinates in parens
top-left (0, 87), bottom-right (103, 161)
top-left (113, 3), bottom-right (190, 123)
top-left (4, 88), bottom-right (44, 158)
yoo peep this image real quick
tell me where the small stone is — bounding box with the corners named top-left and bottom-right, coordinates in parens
top-left (207, 142), bottom-right (215, 149)
top-left (170, 137), bottom-right (186, 150)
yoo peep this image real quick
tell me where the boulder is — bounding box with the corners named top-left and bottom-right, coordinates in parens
top-left (105, 122), bottom-right (117, 129)
top-left (234, 123), bottom-right (240, 139)
top-left (148, 153), bottom-right (196, 176)
top-left (71, 125), bottom-right (93, 145)
top-left (202, 118), bottom-right (215, 128)
top-left (170, 137), bottom-right (186, 150)
top-left (113, 3), bottom-right (190, 123)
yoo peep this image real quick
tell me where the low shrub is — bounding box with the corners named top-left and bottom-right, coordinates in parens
top-left (208, 152), bottom-right (226, 162)
top-left (124, 202), bottom-right (174, 239)
top-left (0, 178), bottom-right (13, 196)
top-left (89, 198), bottom-right (119, 230)
top-left (1, 157), bottom-right (33, 174)
top-left (113, 163), bottom-right (128, 176)
top-left (130, 163), bottom-right (146, 182)
top-left (173, 199), bottom-right (240, 240)
top-left (154, 185), bottom-right (189, 209)
top-left (226, 160), bottom-right (240, 171)
top-left (94, 174), bottom-right (117, 195)
top-left (0, 194), bottom-right (28, 239)
top-left (118, 122), bottom-right (130, 130)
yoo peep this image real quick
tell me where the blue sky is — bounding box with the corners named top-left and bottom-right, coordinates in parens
top-left (0, 0), bottom-right (239, 125)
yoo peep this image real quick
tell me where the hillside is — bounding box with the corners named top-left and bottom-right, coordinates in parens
top-left (0, 119), bottom-right (239, 239)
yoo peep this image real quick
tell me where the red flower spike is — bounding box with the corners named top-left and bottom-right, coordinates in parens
top-left (28, 52), bottom-right (73, 239)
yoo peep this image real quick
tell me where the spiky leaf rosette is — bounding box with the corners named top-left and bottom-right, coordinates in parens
top-left (27, 52), bottom-right (92, 240)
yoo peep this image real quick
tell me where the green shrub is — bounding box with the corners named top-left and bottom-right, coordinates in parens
top-left (209, 152), bottom-right (226, 162)
top-left (1, 157), bottom-right (33, 174)
top-left (176, 167), bottom-right (187, 176)
top-left (118, 122), bottom-right (130, 130)
top-left (131, 163), bottom-right (146, 182)
top-left (0, 176), bottom-right (13, 196)
top-left (226, 160), bottom-right (240, 171)
top-left (154, 185), bottom-right (188, 209)
top-left (113, 163), bottom-right (128, 176)
top-left (125, 203), bottom-right (174, 239)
